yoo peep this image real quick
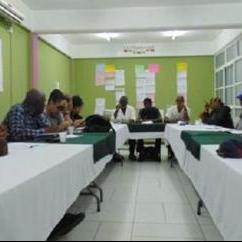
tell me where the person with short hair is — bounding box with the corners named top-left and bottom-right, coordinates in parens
top-left (71, 95), bottom-right (85, 127)
top-left (45, 89), bottom-right (72, 131)
top-left (165, 96), bottom-right (190, 123)
top-left (112, 96), bottom-right (137, 161)
top-left (165, 96), bottom-right (191, 160)
top-left (201, 97), bottom-right (234, 129)
top-left (4, 89), bottom-right (57, 141)
top-left (137, 98), bottom-right (163, 161)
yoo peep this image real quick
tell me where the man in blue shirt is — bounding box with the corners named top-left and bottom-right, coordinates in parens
top-left (4, 89), bottom-right (57, 142)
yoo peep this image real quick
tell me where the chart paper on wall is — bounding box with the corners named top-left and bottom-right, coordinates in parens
top-left (115, 70), bottom-right (125, 86)
top-left (177, 63), bottom-right (188, 100)
top-left (95, 98), bottom-right (106, 115)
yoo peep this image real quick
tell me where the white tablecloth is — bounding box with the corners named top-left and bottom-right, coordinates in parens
top-left (112, 123), bottom-right (166, 148)
top-left (0, 143), bottom-right (112, 241)
top-left (165, 124), bottom-right (242, 241)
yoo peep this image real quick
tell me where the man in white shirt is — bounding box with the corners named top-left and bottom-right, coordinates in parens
top-left (165, 96), bottom-right (191, 160)
top-left (165, 96), bottom-right (190, 123)
top-left (112, 96), bottom-right (137, 161)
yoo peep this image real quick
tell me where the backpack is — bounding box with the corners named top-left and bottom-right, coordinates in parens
top-left (217, 139), bottom-right (242, 159)
top-left (84, 115), bottom-right (113, 133)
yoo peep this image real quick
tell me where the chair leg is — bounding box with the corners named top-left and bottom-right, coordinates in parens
top-left (90, 182), bottom-right (103, 203)
top-left (197, 199), bottom-right (204, 216)
top-left (80, 188), bottom-right (101, 213)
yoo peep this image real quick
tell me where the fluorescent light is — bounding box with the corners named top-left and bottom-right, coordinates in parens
top-left (96, 33), bottom-right (119, 42)
top-left (163, 31), bottom-right (187, 40)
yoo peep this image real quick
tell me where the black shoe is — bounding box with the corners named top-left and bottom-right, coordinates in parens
top-left (129, 154), bottom-right (137, 161)
top-left (155, 153), bottom-right (162, 162)
top-left (47, 213), bottom-right (86, 240)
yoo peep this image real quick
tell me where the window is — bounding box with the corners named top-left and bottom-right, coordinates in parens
top-left (215, 35), bottom-right (242, 120)
top-left (216, 52), bottom-right (225, 68)
top-left (226, 43), bottom-right (238, 62)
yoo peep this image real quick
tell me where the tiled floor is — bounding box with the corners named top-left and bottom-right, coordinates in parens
top-left (58, 150), bottom-right (224, 241)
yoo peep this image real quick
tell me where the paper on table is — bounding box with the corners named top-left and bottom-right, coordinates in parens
top-left (0, 40), bottom-right (3, 92)
top-left (115, 70), bottom-right (125, 86)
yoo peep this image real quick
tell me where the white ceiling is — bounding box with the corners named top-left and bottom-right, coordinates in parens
top-left (62, 30), bottom-right (222, 45)
top-left (22, 0), bottom-right (242, 10)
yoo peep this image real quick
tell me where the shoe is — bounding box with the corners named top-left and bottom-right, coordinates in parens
top-left (138, 151), bottom-right (145, 162)
top-left (129, 154), bottom-right (137, 161)
top-left (47, 213), bottom-right (86, 240)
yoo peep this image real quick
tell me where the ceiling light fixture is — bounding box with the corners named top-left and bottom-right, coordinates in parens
top-left (96, 33), bottom-right (119, 42)
top-left (163, 31), bottom-right (187, 40)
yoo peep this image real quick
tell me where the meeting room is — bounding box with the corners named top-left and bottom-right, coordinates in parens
top-left (1, 0), bottom-right (242, 241)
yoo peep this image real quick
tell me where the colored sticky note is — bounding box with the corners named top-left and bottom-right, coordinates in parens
top-left (177, 63), bottom-right (188, 72)
top-left (96, 64), bottom-right (105, 72)
top-left (105, 65), bottom-right (116, 73)
top-left (135, 65), bottom-right (145, 74)
top-left (149, 64), bottom-right (160, 73)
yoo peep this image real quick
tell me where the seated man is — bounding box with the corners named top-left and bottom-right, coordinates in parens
top-left (137, 98), bottom-right (163, 161)
top-left (201, 97), bottom-right (234, 129)
top-left (45, 89), bottom-right (72, 131)
top-left (165, 96), bottom-right (190, 123)
top-left (112, 96), bottom-right (137, 161)
top-left (4, 89), bottom-right (56, 142)
top-left (165, 96), bottom-right (191, 159)
top-left (71, 95), bottom-right (85, 127)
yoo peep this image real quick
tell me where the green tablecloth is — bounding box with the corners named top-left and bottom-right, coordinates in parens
top-left (66, 132), bottom-right (116, 163)
top-left (181, 131), bottom-right (242, 160)
top-left (128, 123), bottom-right (166, 133)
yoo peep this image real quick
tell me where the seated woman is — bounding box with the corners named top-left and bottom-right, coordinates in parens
top-left (200, 97), bottom-right (234, 129)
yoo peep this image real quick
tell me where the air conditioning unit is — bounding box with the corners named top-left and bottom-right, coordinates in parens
top-left (0, 0), bottom-right (24, 23)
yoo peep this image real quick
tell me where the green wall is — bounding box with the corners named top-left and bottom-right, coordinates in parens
top-left (0, 20), bottom-right (30, 120)
top-left (72, 57), bottom-right (214, 121)
top-left (38, 40), bottom-right (72, 96)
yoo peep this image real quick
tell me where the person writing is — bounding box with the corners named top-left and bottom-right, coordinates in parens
top-left (45, 89), bottom-right (72, 131)
top-left (3, 89), bottom-right (58, 142)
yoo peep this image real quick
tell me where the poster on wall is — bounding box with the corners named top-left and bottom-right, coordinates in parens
top-left (95, 64), bottom-right (105, 86)
top-left (177, 63), bottom-right (188, 100)
top-left (135, 65), bottom-right (158, 109)
top-left (95, 98), bottom-right (106, 115)
top-left (0, 40), bottom-right (3, 92)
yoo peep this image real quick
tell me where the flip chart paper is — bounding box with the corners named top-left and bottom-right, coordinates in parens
top-left (95, 98), bottom-right (106, 115)
top-left (115, 70), bottom-right (125, 86)
top-left (105, 80), bottom-right (115, 91)
top-left (96, 72), bottom-right (105, 86)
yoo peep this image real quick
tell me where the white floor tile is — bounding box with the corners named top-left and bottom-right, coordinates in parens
top-left (133, 223), bottom-right (204, 240)
top-left (164, 203), bottom-right (198, 224)
top-left (132, 236), bottom-right (205, 241)
top-left (94, 222), bottom-right (133, 241)
top-left (135, 203), bottom-right (166, 223)
top-left (201, 224), bottom-right (224, 241)
top-left (85, 201), bottom-right (135, 223)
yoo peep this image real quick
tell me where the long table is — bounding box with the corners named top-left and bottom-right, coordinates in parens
top-left (165, 124), bottom-right (242, 241)
top-left (0, 143), bottom-right (113, 241)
